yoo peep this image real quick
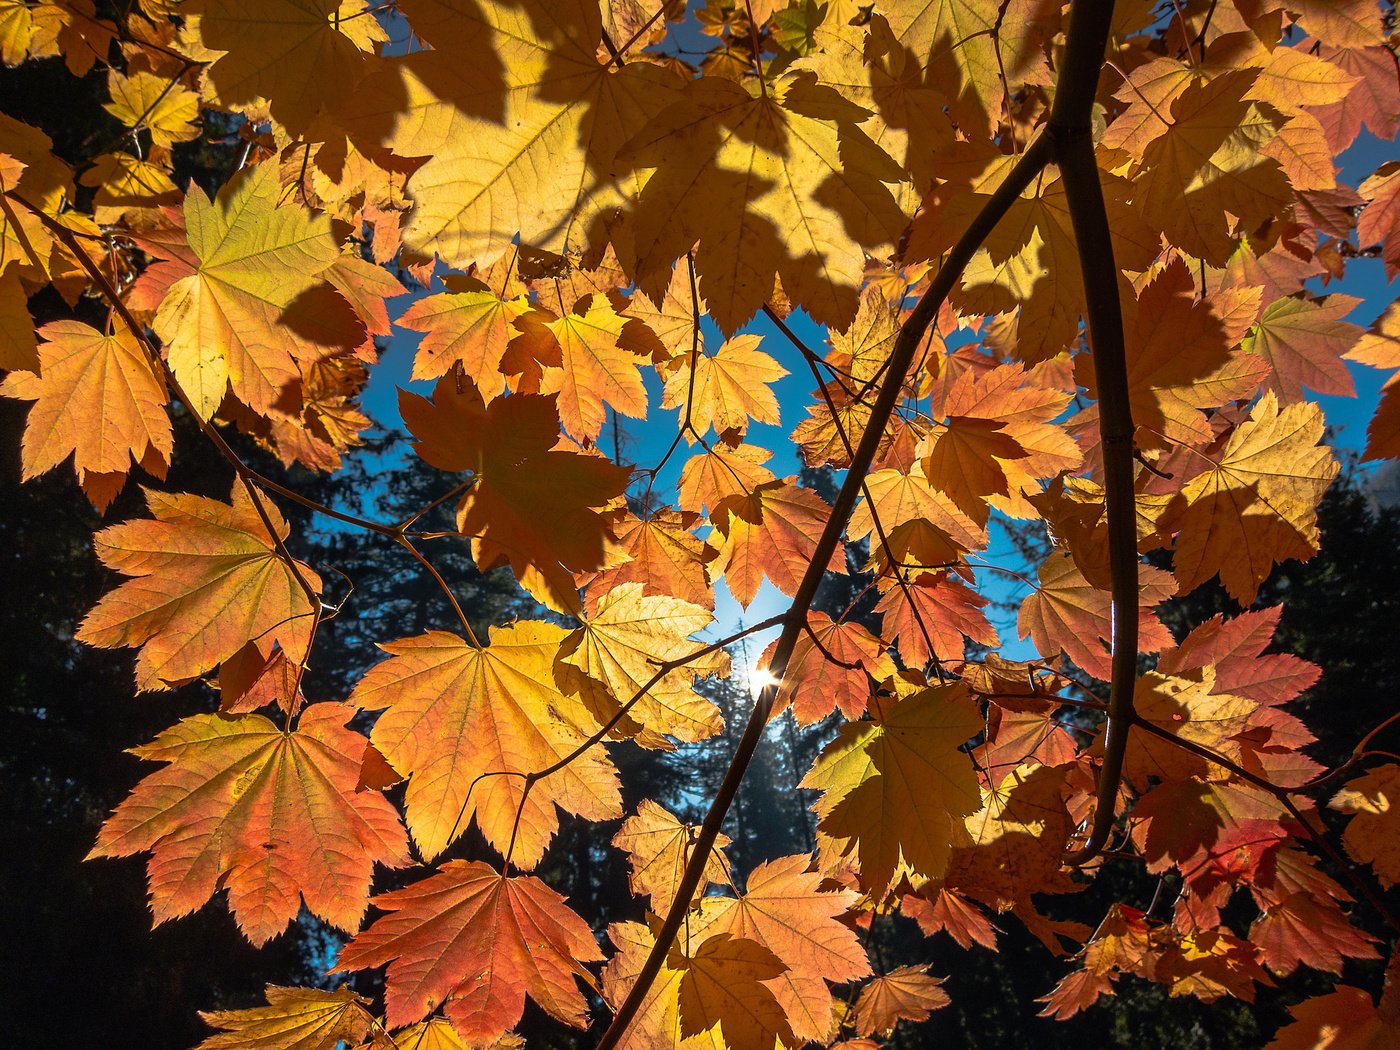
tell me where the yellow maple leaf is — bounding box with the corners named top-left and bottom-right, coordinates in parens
top-left (677, 440), bottom-right (777, 513)
top-left (661, 332), bottom-right (789, 437)
top-left (1331, 765), bottom-right (1400, 888)
top-left (560, 582), bottom-right (726, 745)
top-left (709, 479), bottom-right (846, 606)
top-left (689, 854), bottom-right (871, 1044)
top-left (535, 294), bottom-right (651, 441)
top-left (801, 683), bottom-right (983, 894)
top-left (602, 921), bottom-right (726, 1050)
top-left (673, 934), bottom-right (796, 1050)
top-left (613, 798), bottom-right (732, 910)
top-left (104, 68), bottom-right (200, 148)
top-left (1171, 392), bottom-right (1338, 603)
top-left (349, 622), bottom-right (621, 865)
top-left (153, 163), bottom-right (363, 419)
top-left (194, 985), bottom-right (375, 1050)
top-left (350, 0), bottom-right (683, 270)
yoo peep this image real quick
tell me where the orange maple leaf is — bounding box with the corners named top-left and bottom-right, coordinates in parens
top-left (854, 966), bottom-right (950, 1037)
top-left (334, 860), bottom-right (603, 1041)
top-left (349, 622), bottom-right (621, 865)
top-left (709, 479), bottom-right (846, 607)
top-left (765, 611), bottom-right (895, 724)
top-left (76, 486), bottom-right (321, 691)
top-left (397, 274), bottom-right (531, 399)
top-left (400, 377), bottom-right (630, 612)
top-left (1, 319), bottom-right (172, 501)
top-left (89, 703), bottom-right (409, 944)
top-left (689, 855), bottom-right (872, 1044)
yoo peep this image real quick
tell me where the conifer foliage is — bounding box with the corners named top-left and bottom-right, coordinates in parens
top-left (3, 0), bottom-right (1400, 1046)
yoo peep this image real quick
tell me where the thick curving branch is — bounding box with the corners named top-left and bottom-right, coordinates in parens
top-left (1044, 0), bottom-right (1138, 865)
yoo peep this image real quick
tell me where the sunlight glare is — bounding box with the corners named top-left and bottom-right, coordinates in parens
top-left (746, 666), bottom-right (780, 697)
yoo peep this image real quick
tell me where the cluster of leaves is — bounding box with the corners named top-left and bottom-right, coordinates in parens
top-left (3, 0), bottom-right (1400, 1047)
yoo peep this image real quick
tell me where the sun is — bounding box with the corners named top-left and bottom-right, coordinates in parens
top-left (745, 665), bottom-right (780, 697)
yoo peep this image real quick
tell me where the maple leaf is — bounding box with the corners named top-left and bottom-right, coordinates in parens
top-left (911, 156), bottom-right (1159, 362)
top-left (672, 933), bottom-right (796, 1050)
top-left (349, 0), bottom-right (683, 270)
top-left (1250, 891), bottom-right (1379, 977)
top-left (875, 571), bottom-right (998, 667)
top-left (1, 319), bottom-right (172, 496)
top-left (602, 921), bottom-right (726, 1050)
top-left (1358, 161), bottom-right (1400, 279)
top-left (1266, 976), bottom-right (1399, 1049)
top-left (76, 486), bottom-right (320, 691)
top-left (848, 464), bottom-right (986, 574)
top-left (765, 611), bottom-right (895, 724)
top-left (334, 860), bottom-right (603, 1041)
top-left (1017, 553), bottom-right (1175, 680)
top-left (1159, 605), bottom-right (1320, 707)
top-left (104, 68), bottom-right (200, 149)
top-left (1170, 392), bottom-right (1339, 602)
top-left (1075, 257), bottom-right (1265, 450)
top-left (1134, 69), bottom-right (1292, 264)
top-left (689, 855), bottom-right (872, 1044)
top-left (1346, 301), bottom-right (1400, 459)
top-left (153, 163), bottom-right (364, 419)
top-left (560, 581), bottom-right (726, 745)
top-left (1242, 293), bottom-right (1362, 402)
top-left (613, 798), bottom-right (732, 910)
top-left (661, 333), bottom-right (789, 437)
top-left (397, 274), bottom-right (530, 398)
top-left (1155, 925), bottom-right (1271, 1003)
top-left (193, 0), bottom-right (385, 135)
top-left (677, 440), bottom-right (777, 513)
top-left (854, 966), bottom-right (950, 1037)
top-left (923, 363), bottom-right (1079, 520)
top-left (581, 509), bottom-right (715, 611)
top-left (619, 70), bottom-right (909, 334)
top-left (399, 377), bottom-right (630, 612)
top-left (1038, 904), bottom-right (1153, 1019)
top-left (801, 683), bottom-right (984, 894)
top-left (1331, 765), bottom-right (1400, 888)
top-left (1121, 668), bottom-right (1260, 783)
top-left (348, 622), bottom-right (621, 865)
top-left (194, 985), bottom-right (375, 1050)
top-left (709, 479), bottom-right (846, 607)
top-left (382, 1017), bottom-right (521, 1050)
top-left (89, 702), bottom-right (408, 944)
top-left (529, 293), bottom-right (651, 441)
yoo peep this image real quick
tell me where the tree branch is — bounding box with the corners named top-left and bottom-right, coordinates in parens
top-left (1044, 0), bottom-right (1139, 865)
top-left (594, 121), bottom-right (1058, 1050)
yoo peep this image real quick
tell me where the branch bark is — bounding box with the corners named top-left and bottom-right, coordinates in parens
top-left (1044, 0), bottom-right (1138, 865)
